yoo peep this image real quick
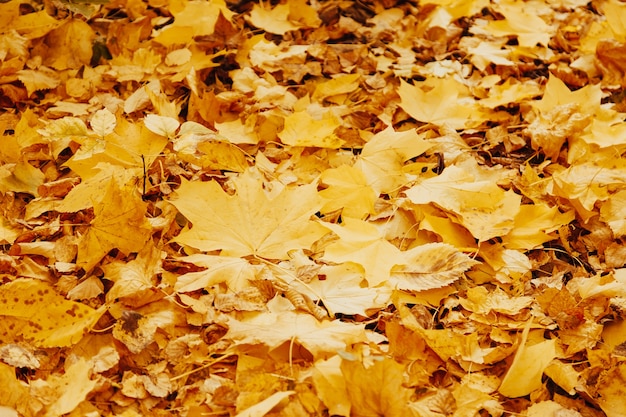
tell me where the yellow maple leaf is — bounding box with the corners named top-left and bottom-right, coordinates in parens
top-left (550, 161), bottom-right (626, 222)
top-left (405, 162), bottom-right (521, 242)
top-left (312, 355), bottom-right (351, 416)
top-left (174, 254), bottom-right (257, 293)
top-left (459, 286), bottom-right (533, 316)
top-left (235, 391), bottom-right (296, 417)
top-left (153, 0), bottom-right (234, 46)
top-left (170, 168), bottom-right (327, 259)
top-left (42, 358), bottom-right (99, 416)
top-left (501, 204), bottom-right (575, 249)
top-left (0, 159), bottom-right (45, 195)
top-left (354, 126), bottom-right (432, 195)
top-left (0, 279), bottom-right (105, 347)
top-left (278, 109), bottom-right (343, 148)
top-left (291, 263), bottom-right (392, 317)
top-left (600, 189), bottom-right (626, 237)
top-left (43, 19), bottom-right (95, 70)
top-left (532, 74), bottom-right (602, 115)
top-left (319, 165), bottom-right (377, 219)
top-left (312, 73), bottom-right (361, 103)
top-left (320, 217), bottom-right (406, 287)
top-left (340, 356), bottom-right (414, 417)
top-left (17, 67), bottom-right (61, 97)
top-left (77, 177), bottom-right (152, 271)
top-left (247, 3), bottom-right (300, 35)
top-left (398, 77), bottom-right (484, 129)
top-left (102, 243), bottom-right (163, 304)
top-left (596, 363), bottom-right (626, 417)
top-left (484, 2), bottom-right (553, 47)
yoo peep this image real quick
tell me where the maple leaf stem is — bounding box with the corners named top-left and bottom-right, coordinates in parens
top-left (169, 352), bottom-right (236, 382)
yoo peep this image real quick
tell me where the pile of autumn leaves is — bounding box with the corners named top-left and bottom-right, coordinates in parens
top-left (3, 0), bottom-right (626, 416)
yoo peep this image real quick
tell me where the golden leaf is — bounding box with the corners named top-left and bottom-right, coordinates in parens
top-left (170, 169), bottom-right (327, 259)
top-left (390, 243), bottom-right (479, 292)
top-left (77, 177), bottom-right (152, 272)
top-left (0, 279), bottom-right (105, 347)
top-left (499, 323), bottom-right (557, 398)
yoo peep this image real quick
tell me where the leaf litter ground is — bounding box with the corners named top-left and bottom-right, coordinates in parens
top-left (1, 0), bottom-right (626, 416)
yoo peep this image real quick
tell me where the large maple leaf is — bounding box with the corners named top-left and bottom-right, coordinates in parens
top-left (169, 169), bottom-right (327, 259)
top-left (76, 177), bottom-right (152, 271)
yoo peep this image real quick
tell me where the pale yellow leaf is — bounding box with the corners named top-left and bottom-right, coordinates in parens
top-left (144, 114), bottom-right (180, 137)
top-left (499, 324), bottom-right (556, 398)
top-left (170, 169), bottom-right (326, 259)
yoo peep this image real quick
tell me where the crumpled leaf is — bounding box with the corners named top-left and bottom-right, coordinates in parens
top-left (390, 243), bottom-right (479, 292)
top-left (174, 254), bottom-right (257, 293)
top-left (225, 310), bottom-right (368, 357)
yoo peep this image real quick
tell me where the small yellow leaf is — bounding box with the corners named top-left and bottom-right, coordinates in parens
top-left (144, 114), bottom-right (180, 137)
top-left (390, 243), bottom-right (479, 292)
top-left (312, 355), bottom-right (351, 416)
top-left (248, 3), bottom-right (300, 35)
top-left (17, 68), bottom-right (61, 97)
top-left (235, 391), bottom-right (296, 417)
top-left (278, 110), bottom-right (343, 148)
top-left (319, 165), bottom-right (377, 219)
top-left (90, 108), bottom-right (117, 137)
top-left (196, 141), bottom-right (248, 172)
top-left (320, 217), bottom-right (406, 287)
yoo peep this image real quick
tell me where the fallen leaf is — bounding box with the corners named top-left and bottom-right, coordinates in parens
top-left (499, 322), bottom-right (557, 398)
top-left (0, 279), bottom-right (105, 347)
top-left (170, 169), bottom-right (327, 259)
top-left (77, 177), bottom-right (152, 271)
